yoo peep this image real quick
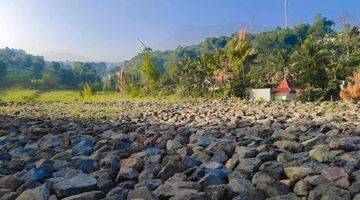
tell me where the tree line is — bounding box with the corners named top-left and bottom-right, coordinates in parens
top-left (0, 48), bottom-right (118, 91)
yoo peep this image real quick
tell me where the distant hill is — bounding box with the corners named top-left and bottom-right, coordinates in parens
top-left (154, 22), bottom-right (271, 51)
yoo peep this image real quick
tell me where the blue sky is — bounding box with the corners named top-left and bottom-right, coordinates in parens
top-left (0, 0), bottom-right (359, 62)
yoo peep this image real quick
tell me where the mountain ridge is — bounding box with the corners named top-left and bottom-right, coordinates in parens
top-left (153, 22), bottom-right (272, 51)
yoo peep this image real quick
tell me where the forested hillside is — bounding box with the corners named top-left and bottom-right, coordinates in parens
top-left (1, 15), bottom-right (359, 101)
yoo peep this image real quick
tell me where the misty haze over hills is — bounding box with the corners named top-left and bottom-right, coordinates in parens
top-left (41, 51), bottom-right (134, 63)
top-left (40, 22), bottom-right (272, 62)
top-left (41, 51), bottom-right (91, 62)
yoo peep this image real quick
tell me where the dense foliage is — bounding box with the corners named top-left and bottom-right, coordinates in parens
top-left (1, 15), bottom-right (359, 101)
top-left (124, 15), bottom-right (360, 100)
top-left (0, 48), bottom-right (114, 91)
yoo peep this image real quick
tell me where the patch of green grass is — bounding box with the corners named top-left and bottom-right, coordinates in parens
top-left (0, 89), bottom-right (192, 103)
top-left (35, 91), bottom-right (81, 102)
top-left (81, 92), bottom-right (123, 102)
top-left (0, 89), bottom-right (39, 102)
top-left (81, 92), bottom-right (193, 103)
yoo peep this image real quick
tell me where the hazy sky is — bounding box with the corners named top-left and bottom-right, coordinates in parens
top-left (0, 0), bottom-right (359, 62)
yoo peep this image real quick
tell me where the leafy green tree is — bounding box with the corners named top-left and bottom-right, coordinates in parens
top-left (293, 23), bottom-right (311, 41)
top-left (323, 26), bottom-right (360, 99)
top-left (74, 62), bottom-right (102, 89)
top-left (102, 74), bottom-right (118, 92)
top-left (0, 61), bottom-right (6, 84)
top-left (310, 14), bottom-right (335, 39)
top-left (58, 68), bottom-right (78, 89)
top-left (30, 57), bottom-right (45, 79)
top-left (39, 63), bottom-right (61, 90)
top-left (3, 70), bottom-right (32, 88)
top-left (292, 38), bottom-right (329, 87)
top-left (140, 52), bottom-right (159, 95)
top-left (176, 54), bottom-right (219, 97)
top-left (226, 34), bottom-right (256, 97)
top-left (269, 48), bottom-right (291, 80)
top-left (160, 64), bottom-right (180, 95)
top-left (176, 56), bottom-right (196, 96)
top-left (291, 37), bottom-right (330, 100)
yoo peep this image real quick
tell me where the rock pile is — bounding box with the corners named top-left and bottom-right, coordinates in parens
top-left (0, 99), bottom-right (359, 199)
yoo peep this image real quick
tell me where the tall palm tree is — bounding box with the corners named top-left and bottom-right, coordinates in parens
top-left (227, 31), bottom-right (256, 84)
top-left (269, 48), bottom-right (291, 80)
top-left (291, 37), bottom-right (329, 89)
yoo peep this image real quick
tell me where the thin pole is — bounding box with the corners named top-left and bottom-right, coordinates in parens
top-left (285, 0), bottom-right (289, 28)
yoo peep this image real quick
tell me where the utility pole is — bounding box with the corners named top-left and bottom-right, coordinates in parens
top-left (285, 0), bottom-right (289, 28)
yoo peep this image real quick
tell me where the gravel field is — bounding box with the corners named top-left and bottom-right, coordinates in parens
top-left (0, 99), bottom-right (360, 200)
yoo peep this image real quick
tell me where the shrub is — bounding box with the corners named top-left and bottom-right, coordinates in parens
top-left (295, 87), bottom-right (325, 102)
top-left (340, 72), bottom-right (360, 102)
top-left (257, 97), bottom-right (266, 103)
top-left (80, 83), bottom-right (95, 98)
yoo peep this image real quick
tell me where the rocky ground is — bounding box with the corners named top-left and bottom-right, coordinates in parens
top-left (0, 99), bottom-right (360, 200)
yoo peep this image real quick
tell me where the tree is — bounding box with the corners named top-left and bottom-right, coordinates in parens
top-left (291, 37), bottom-right (329, 89)
top-left (0, 61), bottom-right (6, 84)
top-left (74, 62), bottom-right (102, 89)
top-left (310, 14), bottom-right (335, 39)
top-left (31, 57), bottom-right (45, 79)
top-left (39, 64), bottom-right (61, 90)
top-left (268, 48), bottom-right (291, 82)
top-left (38, 62), bottom-right (75, 90)
top-left (176, 56), bottom-right (196, 96)
top-left (290, 37), bottom-right (331, 101)
top-left (226, 31), bottom-right (256, 97)
top-left (140, 52), bottom-right (159, 95)
top-left (58, 68), bottom-right (78, 89)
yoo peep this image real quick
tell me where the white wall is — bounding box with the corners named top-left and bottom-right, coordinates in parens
top-left (249, 88), bottom-right (271, 101)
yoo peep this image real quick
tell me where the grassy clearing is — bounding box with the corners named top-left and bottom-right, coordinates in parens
top-left (0, 90), bottom-right (39, 102)
top-left (0, 89), bottom-right (190, 103)
top-left (35, 91), bottom-right (81, 102)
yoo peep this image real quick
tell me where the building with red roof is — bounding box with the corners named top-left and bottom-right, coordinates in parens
top-left (248, 79), bottom-right (302, 101)
top-left (273, 79), bottom-right (301, 100)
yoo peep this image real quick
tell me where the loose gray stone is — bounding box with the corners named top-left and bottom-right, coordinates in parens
top-left (54, 173), bottom-right (97, 198)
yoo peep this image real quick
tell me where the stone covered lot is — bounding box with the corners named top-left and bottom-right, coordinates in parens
top-left (0, 99), bottom-right (360, 200)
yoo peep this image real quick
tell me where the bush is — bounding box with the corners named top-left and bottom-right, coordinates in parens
top-left (295, 88), bottom-right (325, 102)
top-left (80, 83), bottom-right (95, 98)
top-left (229, 80), bottom-right (247, 98)
top-left (340, 72), bottom-right (360, 102)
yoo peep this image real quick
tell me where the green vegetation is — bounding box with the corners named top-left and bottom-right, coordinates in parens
top-left (0, 15), bottom-right (359, 101)
top-left (0, 89), bottom-right (189, 103)
top-left (0, 50), bottom-right (107, 91)
top-left (140, 51), bottom-right (160, 95)
top-left (0, 90), bottom-right (39, 102)
top-left (34, 91), bottom-right (80, 102)
top-left (120, 15), bottom-right (360, 101)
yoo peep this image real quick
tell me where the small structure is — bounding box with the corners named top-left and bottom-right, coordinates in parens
top-left (248, 79), bottom-right (301, 101)
top-left (248, 88), bottom-right (271, 101)
top-left (273, 79), bottom-right (300, 100)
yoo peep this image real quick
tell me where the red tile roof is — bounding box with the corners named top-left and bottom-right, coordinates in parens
top-left (273, 79), bottom-right (294, 94)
